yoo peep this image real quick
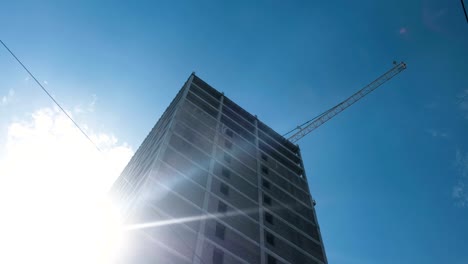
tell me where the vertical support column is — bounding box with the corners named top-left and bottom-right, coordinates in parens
top-left (193, 92), bottom-right (225, 264)
top-left (254, 117), bottom-right (266, 264)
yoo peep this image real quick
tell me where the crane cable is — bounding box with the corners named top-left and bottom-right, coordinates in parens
top-left (282, 108), bottom-right (333, 137)
top-left (282, 90), bottom-right (357, 138)
top-left (0, 39), bottom-right (102, 152)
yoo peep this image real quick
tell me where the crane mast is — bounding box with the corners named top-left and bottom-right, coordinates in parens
top-left (287, 62), bottom-right (407, 143)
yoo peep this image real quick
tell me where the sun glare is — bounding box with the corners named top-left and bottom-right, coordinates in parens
top-left (0, 107), bottom-right (133, 264)
top-left (0, 186), bottom-right (125, 264)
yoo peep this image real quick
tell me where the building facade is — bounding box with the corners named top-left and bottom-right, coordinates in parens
top-left (111, 74), bottom-right (327, 264)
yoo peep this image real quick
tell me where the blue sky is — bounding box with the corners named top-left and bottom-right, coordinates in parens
top-left (1, 0), bottom-right (467, 263)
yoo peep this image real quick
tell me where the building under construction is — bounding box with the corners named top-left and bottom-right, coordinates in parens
top-left (112, 74), bottom-right (328, 264)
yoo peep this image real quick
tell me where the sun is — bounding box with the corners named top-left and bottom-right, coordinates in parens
top-left (0, 107), bottom-right (133, 264)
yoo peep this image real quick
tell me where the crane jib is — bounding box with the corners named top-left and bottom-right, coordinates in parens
top-left (287, 62), bottom-right (407, 144)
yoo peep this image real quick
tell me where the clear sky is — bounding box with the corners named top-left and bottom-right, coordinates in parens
top-left (1, 0), bottom-right (468, 263)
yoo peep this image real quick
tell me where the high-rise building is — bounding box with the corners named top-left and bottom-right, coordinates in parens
top-left (111, 74), bottom-right (327, 264)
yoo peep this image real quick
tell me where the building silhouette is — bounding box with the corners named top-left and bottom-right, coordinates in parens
top-left (111, 74), bottom-right (327, 264)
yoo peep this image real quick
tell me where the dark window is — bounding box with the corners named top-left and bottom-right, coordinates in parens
top-left (220, 183), bottom-right (229, 196)
top-left (218, 201), bottom-right (227, 214)
top-left (262, 179), bottom-right (271, 189)
top-left (225, 129), bottom-right (234, 138)
top-left (224, 140), bottom-right (233, 149)
top-left (264, 194), bottom-right (272, 205)
top-left (215, 223), bottom-right (226, 240)
top-left (261, 153), bottom-right (268, 161)
top-left (265, 212), bottom-right (274, 225)
top-left (213, 248), bottom-right (224, 264)
top-left (223, 153), bottom-right (231, 163)
top-left (266, 232), bottom-right (275, 246)
top-left (261, 165), bottom-right (269, 175)
top-left (267, 254), bottom-right (277, 264)
top-left (221, 167), bottom-right (231, 179)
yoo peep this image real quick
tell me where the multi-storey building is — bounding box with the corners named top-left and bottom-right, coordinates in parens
top-left (111, 74), bottom-right (327, 264)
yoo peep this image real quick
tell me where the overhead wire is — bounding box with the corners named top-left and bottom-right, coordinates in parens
top-left (0, 39), bottom-right (102, 152)
top-left (462, 0), bottom-right (468, 23)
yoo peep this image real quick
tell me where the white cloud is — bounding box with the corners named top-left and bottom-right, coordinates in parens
top-left (458, 89), bottom-right (468, 119)
top-left (424, 102), bottom-right (438, 109)
top-left (422, 7), bottom-right (448, 33)
top-left (1, 89), bottom-right (14, 106)
top-left (453, 91), bottom-right (468, 207)
top-left (426, 129), bottom-right (448, 138)
top-left (0, 106), bottom-right (133, 263)
top-left (89, 93), bottom-right (97, 112)
top-left (454, 150), bottom-right (468, 207)
top-left (74, 94), bottom-right (98, 114)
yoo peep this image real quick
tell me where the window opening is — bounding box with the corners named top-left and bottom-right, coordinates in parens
top-left (221, 167), bottom-right (231, 179)
top-left (220, 183), bottom-right (229, 196)
top-left (224, 153), bottom-right (231, 163)
top-left (213, 248), bottom-right (224, 264)
top-left (266, 232), bottom-right (275, 246)
top-left (267, 254), bottom-right (277, 264)
top-left (264, 194), bottom-right (272, 205)
top-left (224, 140), bottom-right (233, 149)
top-left (218, 201), bottom-right (227, 214)
top-left (215, 223), bottom-right (226, 240)
top-left (265, 212), bottom-right (274, 224)
top-left (225, 129), bottom-right (233, 138)
top-left (262, 179), bottom-right (271, 189)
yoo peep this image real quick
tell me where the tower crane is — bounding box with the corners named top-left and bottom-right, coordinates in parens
top-left (284, 61), bottom-right (407, 143)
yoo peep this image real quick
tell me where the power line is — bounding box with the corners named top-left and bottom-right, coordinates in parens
top-left (0, 39), bottom-right (102, 152)
top-left (462, 0), bottom-right (468, 23)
